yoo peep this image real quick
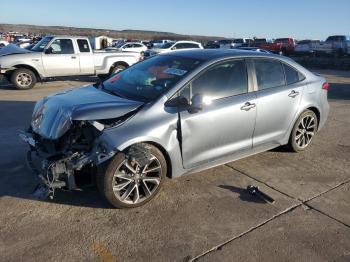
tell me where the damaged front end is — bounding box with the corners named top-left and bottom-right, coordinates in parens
top-left (20, 85), bottom-right (143, 199)
top-left (20, 120), bottom-right (117, 199)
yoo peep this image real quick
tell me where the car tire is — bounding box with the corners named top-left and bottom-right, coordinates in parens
top-left (97, 143), bottom-right (167, 208)
top-left (287, 110), bottom-right (318, 152)
top-left (11, 68), bottom-right (37, 90)
top-left (110, 64), bottom-right (126, 76)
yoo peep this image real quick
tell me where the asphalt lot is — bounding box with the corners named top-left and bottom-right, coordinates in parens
top-left (0, 70), bottom-right (349, 262)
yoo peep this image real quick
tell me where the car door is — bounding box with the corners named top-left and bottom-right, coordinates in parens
top-left (179, 59), bottom-right (257, 169)
top-left (76, 39), bottom-right (94, 75)
top-left (252, 58), bottom-right (304, 147)
top-left (42, 38), bottom-right (80, 76)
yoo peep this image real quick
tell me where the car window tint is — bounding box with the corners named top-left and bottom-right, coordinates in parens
top-left (191, 60), bottom-right (248, 101)
top-left (77, 39), bottom-right (90, 53)
top-left (283, 63), bottom-right (304, 85)
top-left (50, 39), bottom-right (74, 54)
top-left (254, 59), bottom-right (285, 90)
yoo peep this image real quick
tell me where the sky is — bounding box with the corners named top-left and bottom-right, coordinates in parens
top-left (1, 0), bottom-right (349, 40)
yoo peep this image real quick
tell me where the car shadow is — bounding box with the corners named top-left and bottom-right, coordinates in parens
top-left (218, 185), bottom-right (268, 204)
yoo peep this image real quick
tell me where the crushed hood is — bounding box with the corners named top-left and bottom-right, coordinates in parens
top-left (0, 43), bottom-right (33, 57)
top-left (31, 85), bottom-right (143, 140)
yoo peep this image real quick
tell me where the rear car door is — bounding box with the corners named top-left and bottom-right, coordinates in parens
top-left (179, 59), bottom-right (257, 169)
top-left (42, 38), bottom-right (80, 76)
top-left (252, 58), bottom-right (305, 147)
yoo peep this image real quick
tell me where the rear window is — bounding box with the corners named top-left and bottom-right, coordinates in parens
top-left (283, 64), bottom-right (305, 85)
top-left (77, 39), bottom-right (90, 53)
top-left (254, 59), bottom-right (285, 90)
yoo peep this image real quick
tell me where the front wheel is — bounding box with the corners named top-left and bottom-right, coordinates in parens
top-left (287, 110), bottom-right (318, 152)
top-left (97, 143), bottom-right (167, 208)
top-left (11, 68), bottom-right (37, 90)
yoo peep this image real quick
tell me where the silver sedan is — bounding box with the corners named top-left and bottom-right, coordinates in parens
top-left (23, 49), bottom-right (329, 208)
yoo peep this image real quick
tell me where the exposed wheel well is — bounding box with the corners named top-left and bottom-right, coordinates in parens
top-left (124, 141), bottom-right (172, 178)
top-left (307, 106), bottom-right (320, 130)
top-left (109, 61), bottom-right (129, 74)
top-left (12, 65), bottom-right (41, 80)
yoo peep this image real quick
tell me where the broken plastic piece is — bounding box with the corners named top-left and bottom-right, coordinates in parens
top-left (247, 185), bottom-right (275, 203)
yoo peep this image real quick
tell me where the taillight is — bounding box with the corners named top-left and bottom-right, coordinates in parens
top-left (322, 82), bottom-right (330, 90)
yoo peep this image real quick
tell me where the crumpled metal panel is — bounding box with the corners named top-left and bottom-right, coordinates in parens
top-left (31, 85), bottom-right (143, 140)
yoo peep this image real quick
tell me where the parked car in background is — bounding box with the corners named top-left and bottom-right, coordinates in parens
top-left (0, 40), bottom-right (9, 48)
top-left (259, 38), bottom-right (296, 55)
top-left (294, 40), bottom-right (320, 56)
top-left (204, 40), bottom-right (220, 49)
top-left (231, 38), bottom-right (252, 48)
top-left (16, 40), bottom-right (33, 49)
top-left (236, 47), bottom-right (271, 53)
top-left (0, 36), bottom-right (142, 89)
top-left (218, 39), bottom-right (234, 49)
top-left (150, 39), bottom-right (172, 48)
top-left (141, 41), bottom-right (152, 49)
top-left (106, 42), bottom-right (148, 53)
top-left (252, 38), bottom-right (268, 47)
top-left (20, 49), bottom-right (329, 208)
top-left (314, 35), bottom-right (350, 56)
top-left (143, 40), bottom-right (203, 58)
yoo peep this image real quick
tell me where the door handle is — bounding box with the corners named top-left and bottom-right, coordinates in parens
top-left (288, 90), bottom-right (299, 98)
top-left (240, 102), bottom-right (256, 111)
top-left (71, 56), bottom-right (77, 59)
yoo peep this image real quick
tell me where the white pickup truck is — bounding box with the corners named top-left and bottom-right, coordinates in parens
top-left (0, 36), bottom-right (142, 89)
top-left (313, 35), bottom-right (350, 57)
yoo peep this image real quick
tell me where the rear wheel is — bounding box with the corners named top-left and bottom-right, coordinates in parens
top-left (287, 110), bottom-right (318, 152)
top-left (11, 68), bottom-right (37, 90)
top-left (110, 64), bottom-right (127, 76)
top-left (97, 143), bottom-right (167, 208)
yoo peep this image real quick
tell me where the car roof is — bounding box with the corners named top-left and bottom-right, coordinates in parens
top-left (163, 48), bottom-right (279, 61)
top-left (175, 40), bottom-right (201, 44)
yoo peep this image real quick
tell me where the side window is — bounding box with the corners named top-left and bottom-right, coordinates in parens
top-left (49, 39), bottom-right (74, 54)
top-left (174, 43), bottom-right (184, 49)
top-left (183, 43), bottom-right (200, 49)
top-left (254, 59), bottom-right (285, 90)
top-left (77, 39), bottom-right (90, 53)
top-left (283, 63), bottom-right (305, 85)
top-left (191, 60), bottom-right (248, 101)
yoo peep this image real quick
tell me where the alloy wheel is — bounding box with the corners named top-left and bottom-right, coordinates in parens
top-left (295, 115), bottom-right (316, 149)
top-left (112, 155), bottom-right (162, 205)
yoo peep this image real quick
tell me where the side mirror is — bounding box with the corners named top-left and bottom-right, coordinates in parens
top-left (165, 96), bottom-right (189, 108)
top-left (189, 93), bottom-right (203, 113)
top-left (45, 47), bottom-right (53, 54)
top-left (171, 46), bottom-right (177, 50)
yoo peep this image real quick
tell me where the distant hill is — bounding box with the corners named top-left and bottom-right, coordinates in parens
top-left (0, 23), bottom-right (225, 43)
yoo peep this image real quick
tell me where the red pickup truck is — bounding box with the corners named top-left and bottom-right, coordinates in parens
top-left (259, 38), bottom-right (296, 55)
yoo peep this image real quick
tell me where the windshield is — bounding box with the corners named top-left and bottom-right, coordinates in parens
top-left (31, 36), bottom-right (53, 52)
top-left (102, 55), bottom-right (203, 102)
top-left (159, 42), bottom-right (174, 49)
top-left (114, 42), bottom-right (125, 48)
